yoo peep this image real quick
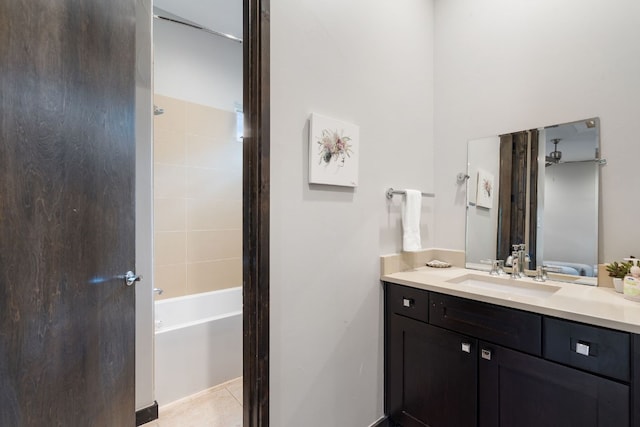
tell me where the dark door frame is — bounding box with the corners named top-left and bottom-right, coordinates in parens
top-left (243, 0), bottom-right (270, 426)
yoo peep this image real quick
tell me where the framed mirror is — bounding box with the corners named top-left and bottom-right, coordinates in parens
top-left (465, 118), bottom-right (601, 285)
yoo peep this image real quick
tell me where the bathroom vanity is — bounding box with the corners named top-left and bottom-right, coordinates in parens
top-left (382, 267), bottom-right (640, 427)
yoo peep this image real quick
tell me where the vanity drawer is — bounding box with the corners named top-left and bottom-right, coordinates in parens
top-left (543, 317), bottom-right (630, 382)
top-left (386, 284), bottom-right (429, 323)
top-left (429, 292), bottom-right (542, 356)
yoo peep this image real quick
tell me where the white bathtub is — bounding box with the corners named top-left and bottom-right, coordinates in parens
top-left (154, 287), bottom-right (242, 406)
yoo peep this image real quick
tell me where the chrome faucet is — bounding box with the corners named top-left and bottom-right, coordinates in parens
top-left (510, 248), bottom-right (521, 279)
top-left (534, 264), bottom-right (562, 282)
top-left (518, 244), bottom-right (527, 277)
top-left (533, 265), bottom-right (547, 282)
top-left (481, 259), bottom-right (506, 276)
top-left (489, 260), bottom-right (506, 276)
top-left (510, 243), bottom-right (528, 278)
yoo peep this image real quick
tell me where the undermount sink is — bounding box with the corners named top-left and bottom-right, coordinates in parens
top-left (447, 274), bottom-right (560, 298)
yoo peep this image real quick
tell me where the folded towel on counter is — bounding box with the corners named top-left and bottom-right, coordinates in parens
top-left (402, 189), bottom-right (422, 252)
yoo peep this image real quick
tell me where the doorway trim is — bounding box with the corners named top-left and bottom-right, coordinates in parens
top-left (243, 0), bottom-right (270, 426)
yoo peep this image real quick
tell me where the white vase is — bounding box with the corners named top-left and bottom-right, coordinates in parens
top-left (613, 278), bottom-right (624, 293)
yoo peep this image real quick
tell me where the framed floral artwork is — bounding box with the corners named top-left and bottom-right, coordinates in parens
top-left (308, 113), bottom-right (359, 187)
top-left (476, 169), bottom-right (494, 209)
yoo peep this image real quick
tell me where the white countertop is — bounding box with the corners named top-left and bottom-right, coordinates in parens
top-left (382, 266), bottom-right (640, 334)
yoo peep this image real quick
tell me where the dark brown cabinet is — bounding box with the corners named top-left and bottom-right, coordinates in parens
top-left (479, 341), bottom-right (629, 427)
top-left (387, 312), bottom-right (477, 427)
top-left (384, 282), bottom-right (636, 427)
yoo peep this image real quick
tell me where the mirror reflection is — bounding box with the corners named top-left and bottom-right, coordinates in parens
top-left (465, 118), bottom-right (601, 284)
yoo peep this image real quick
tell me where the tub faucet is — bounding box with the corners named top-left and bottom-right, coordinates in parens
top-left (153, 288), bottom-right (164, 295)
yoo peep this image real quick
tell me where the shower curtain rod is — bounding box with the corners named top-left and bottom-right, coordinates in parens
top-left (153, 14), bottom-right (243, 44)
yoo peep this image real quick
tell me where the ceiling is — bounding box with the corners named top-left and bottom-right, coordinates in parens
top-left (545, 120), bottom-right (599, 162)
top-left (154, 0), bottom-right (242, 40)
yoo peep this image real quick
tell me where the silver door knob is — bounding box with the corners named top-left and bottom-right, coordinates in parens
top-left (124, 271), bottom-right (142, 286)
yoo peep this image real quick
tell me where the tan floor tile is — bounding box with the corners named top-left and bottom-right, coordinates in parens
top-left (157, 387), bottom-right (242, 427)
top-left (225, 378), bottom-right (243, 406)
top-left (142, 379), bottom-right (243, 427)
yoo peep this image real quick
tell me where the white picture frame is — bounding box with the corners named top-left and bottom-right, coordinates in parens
top-left (308, 113), bottom-right (359, 187)
top-left (476, 169), bottom-right (494, 209)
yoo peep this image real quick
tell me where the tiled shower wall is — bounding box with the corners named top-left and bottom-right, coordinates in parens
top-left (153, 94), bottom-right (242, 300)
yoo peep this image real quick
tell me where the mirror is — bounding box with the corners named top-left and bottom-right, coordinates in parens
top-left (465, 118), bottom-right (601, 284)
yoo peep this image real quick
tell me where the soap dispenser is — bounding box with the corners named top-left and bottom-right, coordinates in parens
top-left (623, 258), bottom-right (640, 302)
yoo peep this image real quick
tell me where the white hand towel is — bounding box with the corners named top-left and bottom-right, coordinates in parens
top-left (402, 189), bottom-right (422, 252)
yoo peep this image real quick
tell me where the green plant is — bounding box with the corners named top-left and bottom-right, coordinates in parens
top-left (606, 258), bottom-right (635, 279)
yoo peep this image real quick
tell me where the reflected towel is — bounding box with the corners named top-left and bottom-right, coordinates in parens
top-left (402, 189), bottom-right (422, 252)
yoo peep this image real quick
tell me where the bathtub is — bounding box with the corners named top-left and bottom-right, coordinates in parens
top-left (154, 287), bottom-right (242, 406)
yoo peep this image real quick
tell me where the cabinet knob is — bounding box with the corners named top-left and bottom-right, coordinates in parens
top-left (402, 297), bottom-right (414, 308)
top-left (461, 342), bottom-right (471, 353)
top-left (481, 348), bottom-right (492, 360)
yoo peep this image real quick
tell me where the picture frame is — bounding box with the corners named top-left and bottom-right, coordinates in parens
top-left (476, 169), bottom-right (494, 209)
top-left (308, 113), bottom-right (359, 187)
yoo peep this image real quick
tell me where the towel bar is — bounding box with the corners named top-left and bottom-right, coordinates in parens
top-left (386, 188), bottom-right (435, 200)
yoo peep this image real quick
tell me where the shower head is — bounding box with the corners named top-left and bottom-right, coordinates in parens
top-left (154, 105), bottom-right (165, 116)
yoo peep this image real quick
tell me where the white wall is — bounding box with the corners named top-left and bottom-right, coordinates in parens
top-left (135, 0), bottom-right (154, 411)
top-left (153, 18), bottom-right (242, 111)
top-left (270, 1), bottom-right (435, 425)
top-left (434, 0), bottom-right (640, 262)
top-left (466, 136), bottom-right (500, 264)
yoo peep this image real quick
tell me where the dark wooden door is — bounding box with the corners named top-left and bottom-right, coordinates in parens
top-left (479, 342), bottom-right (629, 427)
top-left (0, 1), bottom-right (136, 425)
top-left (387, 314), bottom-right (478, 427)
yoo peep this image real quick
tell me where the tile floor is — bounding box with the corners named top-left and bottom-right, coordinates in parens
top-left (142, 377), bottom-right (242, 427)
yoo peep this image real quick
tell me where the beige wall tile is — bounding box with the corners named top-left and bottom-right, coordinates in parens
top-left (186, 167), bottom-right (242, 200)
top-left (154, 128), bottom-right (186, 165)
top-left (154, 231), bottom-right (187, 266)
top-left (154, 197), bottom-right (186, 232)
top-left (153, 94), bottom-right (186, 133)
top-left (187, 199), bottom-right (242, 231)
top-left (154, 263), bottom-right (187, 300)
top-left (153, 95), bottom-right (243, 299)
top-left (185, 102), bottom-right (235, 139)
top-left (187, 258), bottom-right (242, 294)
top-left (187, 229), bottom-right (242, 263)
top-left (154, 163), bottom-right (186, 198)
top-left (186, 134), bottom-right (242, 170)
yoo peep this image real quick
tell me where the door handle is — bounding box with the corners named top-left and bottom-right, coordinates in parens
top-left (124, 271), bottom-right (142, 286)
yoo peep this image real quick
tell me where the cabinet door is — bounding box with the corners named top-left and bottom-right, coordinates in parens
top-left (387, 314), bottom-right (477, 427)
top-left (479, 341), bottom-right (629, 427)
